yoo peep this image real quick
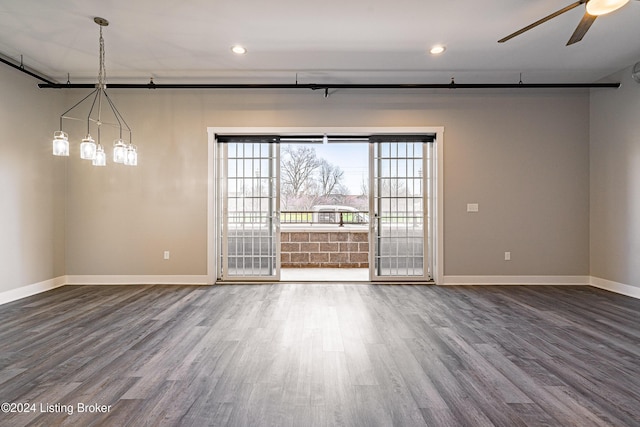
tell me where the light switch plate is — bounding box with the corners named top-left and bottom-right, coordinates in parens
top-left (467, 203), bottom-right (479, 212)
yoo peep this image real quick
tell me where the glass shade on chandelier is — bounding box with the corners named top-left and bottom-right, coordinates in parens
top-left (125, 144), bottom-right (138, 166)
top-left (113, 139), bottom-right (127, 164)
top-left (93, 144), bottom-right (106, 166)
top-left (80, 135), bottom-right (97, 160)
top-left (52, 131), bottom-right (69, 156)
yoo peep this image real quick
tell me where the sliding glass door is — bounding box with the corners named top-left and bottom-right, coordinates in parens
top-left (219, 139), bottom-right (280, 280)
top-left (370, 138), bottom-right (433, 281)
top-left (215, 132), bottom-right (435, 282)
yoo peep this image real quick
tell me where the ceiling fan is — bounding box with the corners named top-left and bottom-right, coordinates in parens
top-left (499, 0), bottom-right (637, 45)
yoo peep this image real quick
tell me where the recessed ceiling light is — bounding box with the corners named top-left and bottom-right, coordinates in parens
top-left (231, 45), bottom-right (247, 55)
top-left (430, 45), bottom-right (446, 55)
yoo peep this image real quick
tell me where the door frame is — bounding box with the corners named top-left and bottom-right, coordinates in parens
top-left (207, 127), bottom-right (444, 284)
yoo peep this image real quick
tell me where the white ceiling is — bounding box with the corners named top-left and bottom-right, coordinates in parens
top-left (1, 0), bottom-right (639, 85)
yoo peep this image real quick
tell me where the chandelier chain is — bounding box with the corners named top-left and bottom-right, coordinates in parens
top-left (99, 26), bottom-right (106, 87)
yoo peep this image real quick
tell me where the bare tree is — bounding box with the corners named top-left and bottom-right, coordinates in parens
top-left (317, 159), bottom-right (344, 196)
top-left (360, 176), bottom-right (369, 197)
top-left (281, 145), bottom-right (320, 197)
top-left (379, 177), bottom-right (407, 197)
top-left (280, 145), bottom-right (354, 210)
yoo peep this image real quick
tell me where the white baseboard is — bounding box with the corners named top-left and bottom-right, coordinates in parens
top-left (3, 275), bottom-right (638, 306)
top-left (0, 275), bottom-right (214, 306)
top-left (590, 276), bottom-right (640, 299)
top-left (442, 275), bottom-right (639, 300)
top-left (442, 275), bottom-right (591, 286)
top-left (65, 275), bottom-right (212, 285)
top-left (0, 276), bottom-right (67, 305)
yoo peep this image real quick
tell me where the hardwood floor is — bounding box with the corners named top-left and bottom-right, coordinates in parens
top-left (0, 284), bottom-right (639, 426)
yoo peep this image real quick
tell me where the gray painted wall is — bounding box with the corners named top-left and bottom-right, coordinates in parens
top-left (590, 65), bottom-right (640, 289)
top-left (0, 66), bottom-right (65, 293)
top-left (61, 88), bottom-right (590, 278)
top-left (0, 64), bottom-right (596, 294)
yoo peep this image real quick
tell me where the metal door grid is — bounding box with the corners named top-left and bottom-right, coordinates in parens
top-left (222, 142), bottom-right (279, 278)
top-left (372, 142), bottom-right (432, 279)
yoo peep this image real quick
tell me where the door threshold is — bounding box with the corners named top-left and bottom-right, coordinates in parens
top-left (281, 268), bottom-right (368, 282)
top-left (215, 280), bottom-right (435, 285)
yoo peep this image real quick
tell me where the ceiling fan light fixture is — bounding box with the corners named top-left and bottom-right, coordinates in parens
top-left (586, 0), bottom-right (629, 16)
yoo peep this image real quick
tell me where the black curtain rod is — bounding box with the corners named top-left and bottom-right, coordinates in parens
top-left (37, 82), bottom-right (620, 90)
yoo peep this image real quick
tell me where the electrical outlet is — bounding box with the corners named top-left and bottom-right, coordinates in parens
top-left (467, 203), bottom-right (479, 213)
top-left (504, 251), bottom-right (511, 261)
top-left (163, 251), bottom-right (170, 260)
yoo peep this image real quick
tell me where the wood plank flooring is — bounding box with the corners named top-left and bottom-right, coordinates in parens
top-left (0, 284), bottom-right (639, 426)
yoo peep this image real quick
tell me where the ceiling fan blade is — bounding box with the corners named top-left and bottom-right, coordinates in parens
top-left (498, 1), bottom-right (586, 43)
top-left (566, 12), bottom-right (597, 45)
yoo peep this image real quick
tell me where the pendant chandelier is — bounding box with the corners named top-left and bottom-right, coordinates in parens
top-left (52, 17), bottom-right (136, 166)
